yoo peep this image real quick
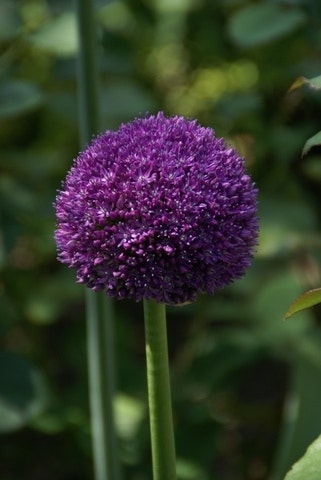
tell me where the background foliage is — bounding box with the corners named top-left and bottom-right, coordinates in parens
top-left (1, 0), bottom-right (321, 479)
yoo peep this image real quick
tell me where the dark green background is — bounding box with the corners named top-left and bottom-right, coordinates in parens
top-left (1, 1), bottom-right (321, 479)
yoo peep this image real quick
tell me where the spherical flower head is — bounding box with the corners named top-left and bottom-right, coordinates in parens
top-left (55, 112), bottom-right (258, 305)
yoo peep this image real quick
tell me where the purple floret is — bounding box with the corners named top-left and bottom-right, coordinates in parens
top-left (55, 112), bottom-right (259, 304)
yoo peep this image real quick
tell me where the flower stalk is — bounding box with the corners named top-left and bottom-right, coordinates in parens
top-left (86, 290), bottom-right (119, 480)
top-left (74, 1), bottom-right (120, 479)
top-left (75, 0), bottom-right (99, 142)
top-left (143, 299), bottom-right (177, 480)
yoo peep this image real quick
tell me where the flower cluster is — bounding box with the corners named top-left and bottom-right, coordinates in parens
top-left (55, 112), bottom-right (258, 304)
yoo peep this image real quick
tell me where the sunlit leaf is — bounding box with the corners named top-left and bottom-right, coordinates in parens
top-left (289, 74), bottom-right (321, 92)
top-left (228, 2), bottom-right (306, 47)
top-left (285, 288), bottom-right (321, 319)
top-left (302, 131), bottom-right (321, 157)
top-left (0, 351), bottom-right (47, 432)
top-left (284, 435), bottom-right (321, 480)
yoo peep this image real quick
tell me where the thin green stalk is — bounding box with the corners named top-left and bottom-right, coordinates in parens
top-left (86, 290), bottom-right (119, 480)
top-left (75, 0), bottom-right (99, 142)
top-left (74, 1), bottom-right (120, 479)
top-left (143, 299), bottom-right (177, 480)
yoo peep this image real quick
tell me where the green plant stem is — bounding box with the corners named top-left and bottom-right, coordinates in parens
top-left (143, 299), bottom-right (177, 480)
top-left (86, 290), bottom-right (119, 480)
top-left (75, 0), bottom-right (99, 142)
top-left (75, 1), bottom-right (120, 479)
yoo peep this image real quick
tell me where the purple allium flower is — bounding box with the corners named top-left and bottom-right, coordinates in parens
top-left (55, 112), bottom-right (258, 305)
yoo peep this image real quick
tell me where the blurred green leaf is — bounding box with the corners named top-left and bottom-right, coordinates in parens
top-left (285, 288), bottom-right (321, 319)
top-left (228, 2), bottom-right (306, 47)
top-left (284, 435), bottom-right (321, 480)
top-left (176, 458), bottom-right (207, 480)
top-left (0, 80), bottom-right (44, 118)
top-left (98, 1), bottom-right (134, 32)
top-left (29, 12), bottom-right (78, 57)
top-left (25, 296), bottom-right (60, 325)
top-left (258, 198), bottom-right (317, 258)
top-left (154, 0), bottom-right (195, 13)
top-left (114, 393), bottom-right (145, 439)
top-left (302, 131), bottom-right (321, 157)
top-left (0, 351), bottom-right (47, 432)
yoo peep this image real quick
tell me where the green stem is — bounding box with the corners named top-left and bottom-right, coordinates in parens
top-left (75, 1), bottom-right (120, 479)
top-left (75, 0), bottom-right (99, 142)
top-left (86, 290), bottom-right (120, 480)
top-left (143, 299), bottom-right (177, 480)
